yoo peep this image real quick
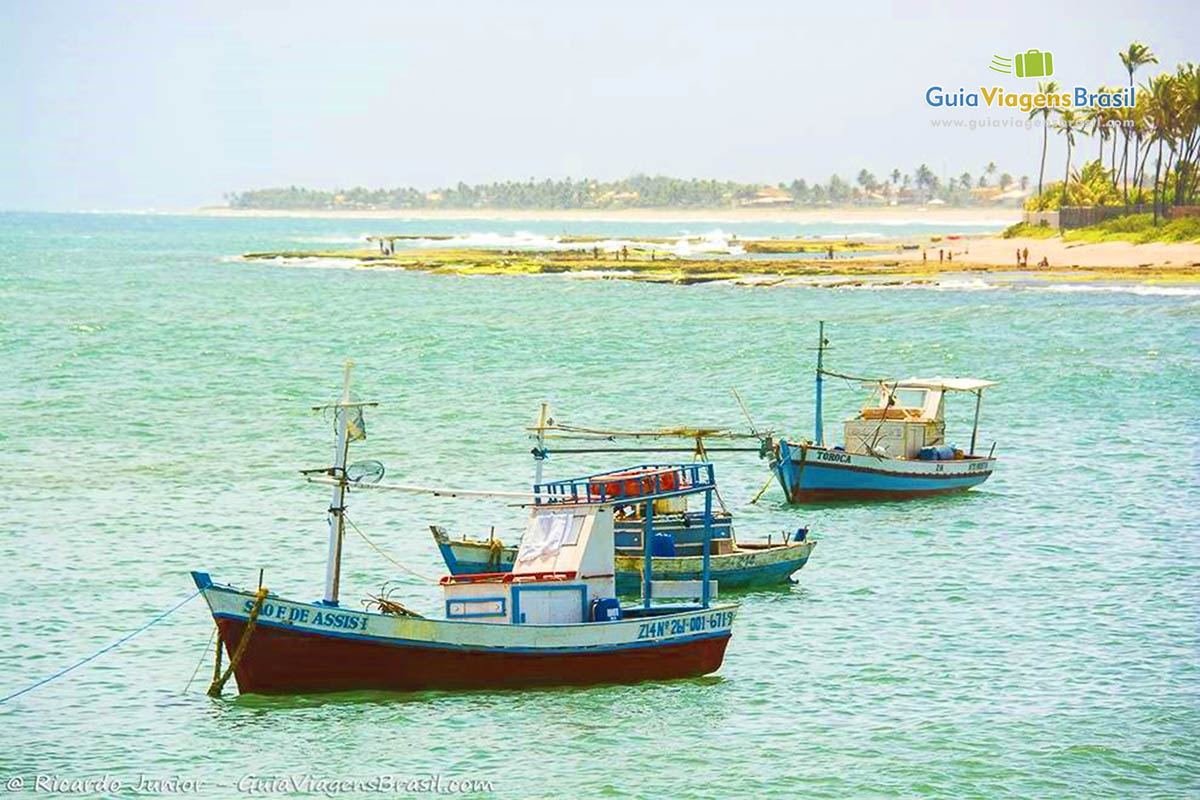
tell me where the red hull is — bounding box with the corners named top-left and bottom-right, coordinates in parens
top-left (216, 619), bottom-right (731, 695)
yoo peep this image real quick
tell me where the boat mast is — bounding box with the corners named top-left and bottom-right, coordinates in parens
top-left (969, 389), bottom-right (983, 455)
top-left (322, 360), bottom-right (354, 606)
top-left (533, 402), bottom-right (549, 486)
top-left (814, 321), bottom-right (826, 446)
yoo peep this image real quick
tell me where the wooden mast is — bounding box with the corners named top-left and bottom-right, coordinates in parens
top-left (322, 360), bottom-right (354, 606)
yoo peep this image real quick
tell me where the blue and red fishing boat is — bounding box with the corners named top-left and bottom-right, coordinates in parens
top-left (432, 508), bottom-right (815, 593)
top-left (769, 323), bottom-right (998, 503)
top-left (192, 363), bottom-right (738, 695)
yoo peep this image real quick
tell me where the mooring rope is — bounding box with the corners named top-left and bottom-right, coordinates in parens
top-left (0, 589), bottom-right (202, 705)
top-left (207, 586), bottom-right (268, 698)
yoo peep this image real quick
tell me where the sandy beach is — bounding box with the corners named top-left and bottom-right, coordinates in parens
top-left (898, 236), bottom-right (1200, 269)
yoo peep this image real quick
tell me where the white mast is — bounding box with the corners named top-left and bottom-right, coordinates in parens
top-left (533, 402), bottom-right (549, 486)
top-left (322, 359), bottom-right (354, 606)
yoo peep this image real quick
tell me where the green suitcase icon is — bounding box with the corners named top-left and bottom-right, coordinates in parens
top-left (1015, 49), bottom-right (1053, 78)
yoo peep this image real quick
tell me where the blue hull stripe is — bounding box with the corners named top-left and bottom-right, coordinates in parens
top-left (210, 611), bottom-right (730, 656)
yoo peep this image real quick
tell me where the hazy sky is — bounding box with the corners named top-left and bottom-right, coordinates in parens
top-left (2, 0), bottom-right (1196, 210)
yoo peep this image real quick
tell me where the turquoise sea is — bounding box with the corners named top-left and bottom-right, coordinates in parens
top-left (1, 212), bottom-right (1197, 798)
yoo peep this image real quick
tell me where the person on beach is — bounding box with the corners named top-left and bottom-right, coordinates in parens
top-left (1039, 256), bottom-right (1049, 267)
top-left (1016, 249), bottom-right (1021, 267)
top-left (923, 249), bottom-right (927, 262)
top-left (939, 249), bottom-right (944, 263)
top-left (621, 245), bottom-right (628, 261)
top-left (1023, 247), bottom-right (1029, 267)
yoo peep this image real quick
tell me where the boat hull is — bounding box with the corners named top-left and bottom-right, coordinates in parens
top-left (771, 440), bottom-right (995, 503)
top-left (193, 573), bottom-right (736, 694)
top-left (435, 535), bottom-right (815, 592)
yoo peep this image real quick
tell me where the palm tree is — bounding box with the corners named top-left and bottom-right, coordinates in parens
top-left (1144, 74), bottom-right (1177, 224)
top-left (983, 161), bottom-right (997, 187)
top-left (890, 169), bottom-right (901, 186)
top-left (999, 173), bottom-right (1014, 190)
top-left (1029, 80), bottom-right (1060, 198)
top-left (914, 164), bottom-right (935, 200)
top-left (1054, 108), bottom-right (1082, 207)
top-left (1119, 42), bottom-right (1158, 209)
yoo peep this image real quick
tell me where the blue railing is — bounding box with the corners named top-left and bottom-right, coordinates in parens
top-left (533, 463), bottom-right (716, 506)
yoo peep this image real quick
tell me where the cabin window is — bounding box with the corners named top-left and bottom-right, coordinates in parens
top-left (516, 512), bottom-right (585, 565)
top-left (891, 389), bottom-right (927, 409)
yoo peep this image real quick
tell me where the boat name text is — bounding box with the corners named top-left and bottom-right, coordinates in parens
top-left (243, 600), bottom-right (369, 632)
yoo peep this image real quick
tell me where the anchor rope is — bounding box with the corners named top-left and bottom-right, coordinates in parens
top-left (207, 586), bottom-right (268, 697)
top-left (183, 623), bottom-right (218, 694)
top-left (0, 589), bottom-right (202, 705)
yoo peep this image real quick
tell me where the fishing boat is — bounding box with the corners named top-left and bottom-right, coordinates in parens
top-left (429, 405), bottom-right (818, 591)
top-left (769, 323), bottom-right (998, 503)
top-left (191, 363), bottom-right (739, 695)
top-left (433, 509), bottom-right (814, 592)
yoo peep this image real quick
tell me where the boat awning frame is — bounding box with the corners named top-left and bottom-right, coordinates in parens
top-left (862, 377), bottom-right (997, 392)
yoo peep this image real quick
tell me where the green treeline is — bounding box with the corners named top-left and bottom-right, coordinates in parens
top-left (227, 167), bottom-right (1030, 212)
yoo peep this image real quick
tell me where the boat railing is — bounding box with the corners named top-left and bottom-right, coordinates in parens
top-left (533, 463), bottom-right (716, 507)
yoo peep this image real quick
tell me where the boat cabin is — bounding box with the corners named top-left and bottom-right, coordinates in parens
top-left (441, 504), bottom-right (617, 624)
top-left (841, 378), bottom-right (996, 460)
top-left (440, 464), bottom-right (719, 624)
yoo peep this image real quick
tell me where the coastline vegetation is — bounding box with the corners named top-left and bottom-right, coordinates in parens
top-left (226, 165), bottom-right (1030, 212)
top-left (1005, 214), bottom-right (1200, 243)
top-left (1025, 47), bottom-right (1200, 222)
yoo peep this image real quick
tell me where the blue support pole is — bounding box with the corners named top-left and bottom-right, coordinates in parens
top-left (701, 486), bottom-right (712, 608)
top-left (642, 499), bottom-right (654, 610)
top-left (815, 320), bottom-right (825, 446)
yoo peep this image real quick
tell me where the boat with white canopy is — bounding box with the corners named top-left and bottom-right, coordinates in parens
top-left (769, 324), bottom-right (998, 503)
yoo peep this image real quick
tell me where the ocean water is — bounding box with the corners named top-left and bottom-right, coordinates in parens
top-left (0, 212), bottom-right (1197, 798)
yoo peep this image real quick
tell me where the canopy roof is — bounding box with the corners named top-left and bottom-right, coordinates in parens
top-left (890, 377), bottom-right (997, 392)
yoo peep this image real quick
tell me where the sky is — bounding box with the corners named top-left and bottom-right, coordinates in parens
top-left (1, 0), bottom-right (1197, 210)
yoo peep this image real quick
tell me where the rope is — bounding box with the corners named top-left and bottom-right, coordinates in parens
top-left (345, 515), bottom-right (437, 582)
top-left (487, 537), bottom-right (505, 568)
top-left (207, 586), bottom-right (268, 697)
top-left (0, 589), bottom-right (202, 705)
top-left (818, 368), bottom-right (891, 384)
top-left (183, 624), bottom-right (218, 694)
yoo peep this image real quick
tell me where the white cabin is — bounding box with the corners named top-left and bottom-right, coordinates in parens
top-left (841, 378), bottom-right (995, 459)
top-left (441, 504), bottom-right (618, 625)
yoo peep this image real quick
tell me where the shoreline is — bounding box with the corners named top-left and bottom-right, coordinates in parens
top-left (197, 205), bottom-right (1020, 226)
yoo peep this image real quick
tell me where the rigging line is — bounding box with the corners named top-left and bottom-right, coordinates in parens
top-left (183, 623), bottom-right (218, 695)
top-left (818, 368), bottom-right (890, 384)
top-left (344, 515), bottom-right (438, 583)
top-left (1, 589), bottom-right (202, 705)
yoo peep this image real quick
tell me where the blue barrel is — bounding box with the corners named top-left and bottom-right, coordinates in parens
top-left (793, 527), bottom-right (808, 542)
top-left (651, 532), bottom-right (676, 557)
top-left (591, 597), bottom-right (621, 621)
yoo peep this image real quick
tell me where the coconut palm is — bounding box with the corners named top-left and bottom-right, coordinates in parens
top-left (1029, 80), bottom-right (1060, 198)
top-left (1144, 74), bottom-right (1178, 224)
top-left (1053, 108), bottom-right (1082, 207)
top-left (1119, 42), bottom-right (1158, 209)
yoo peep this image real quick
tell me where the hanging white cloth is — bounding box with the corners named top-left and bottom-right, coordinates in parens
top-left (515, 512), bottom-right (577, 565)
